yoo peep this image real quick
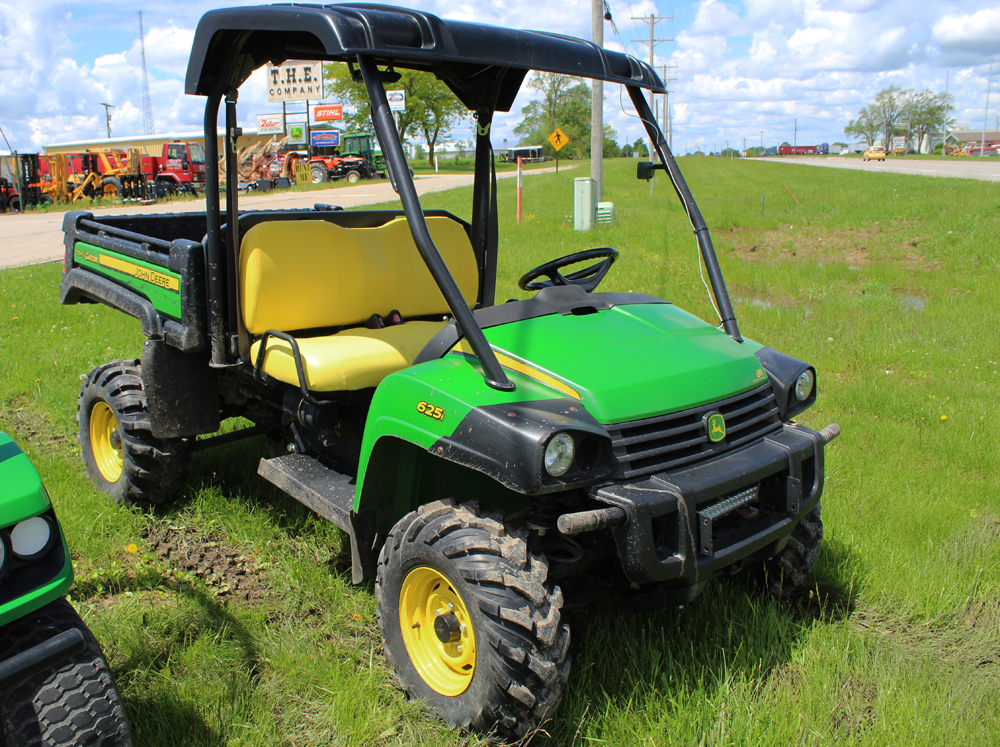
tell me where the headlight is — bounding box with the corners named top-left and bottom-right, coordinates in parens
top-left (544, 433), bottom-right (575, 477)
top-left (795, 370), bottom-right (815, 402)
top-left (11, 516), bottom-right (54, 561)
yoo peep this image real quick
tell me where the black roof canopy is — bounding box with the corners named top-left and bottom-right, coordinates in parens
top-left (185, 3), bottom-right (665, 111)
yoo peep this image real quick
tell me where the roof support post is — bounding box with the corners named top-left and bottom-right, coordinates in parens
top-left (224, 89), bottom-right (241, 350)
top-left (356, 55), bottom-right (514, 391)
top-left (470, 107), bottom-right (498, 308)
top-left (203, 90), bottom-right (228, 365)
top-left (626, 86), bottom-right (742, 343)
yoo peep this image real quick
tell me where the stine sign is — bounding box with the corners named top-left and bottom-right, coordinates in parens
top-left (267, 61), bottom-right (325, 103)
top-left (256, 114), bottom-right (285, 135)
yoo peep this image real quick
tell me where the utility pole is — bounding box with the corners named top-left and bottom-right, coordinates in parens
top-left (592, 0), bottom-right (612, 200)
top-left (794, 118), bottom-right (797, 148)
top-left (632, 12), bottom-right (672, 160)
top-left (661, 63), bottom-right (677, 151)
top-left (100, 103), bottom-right (115, 138)
top-left (944, 70), bottom-right (949, 156)
top-left (983, 57), bottom-right (995, 157)
top-left (759, 130), bottom-right (764, 152)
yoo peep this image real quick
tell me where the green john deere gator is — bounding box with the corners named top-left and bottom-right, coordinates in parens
top-left (0, 433), bottom-right (131, 746)
top-left (58, 4), bottom-right (840, 738)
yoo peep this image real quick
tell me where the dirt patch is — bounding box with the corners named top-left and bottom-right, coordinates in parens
top-left (727, 223), bottom-right (948, 271)
top-left (144, 522), bottom-right (270, 603)
top-left (0, 394), bottom-right (71, 448)
top-left (732, 224), bottom-right (882, 265)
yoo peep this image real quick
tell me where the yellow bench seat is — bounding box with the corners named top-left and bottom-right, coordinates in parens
top-left (239, 215), bottom-right (478, 392)
top-left (250, 320), bottom-right (449, 392)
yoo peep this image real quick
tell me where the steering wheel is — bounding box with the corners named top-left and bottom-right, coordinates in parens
top-left (518, 248), bottom-right (619, 293)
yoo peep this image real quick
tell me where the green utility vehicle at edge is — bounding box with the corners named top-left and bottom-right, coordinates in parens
top-left (0, 433), bottom-right (131, 746)
top-left (58, 4), bottom-right (840, 739)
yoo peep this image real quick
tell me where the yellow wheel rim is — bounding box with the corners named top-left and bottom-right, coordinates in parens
top-left (90, 401), bottom-right (123, 483)
top-left (399, 566), bottom-right (477, 696)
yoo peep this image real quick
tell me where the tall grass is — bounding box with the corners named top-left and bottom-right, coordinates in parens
top-left (1, 156), bottom-right (998, 745)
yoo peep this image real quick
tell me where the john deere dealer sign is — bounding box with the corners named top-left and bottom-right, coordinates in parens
top-left (267, 61), bottom-right (325, 103)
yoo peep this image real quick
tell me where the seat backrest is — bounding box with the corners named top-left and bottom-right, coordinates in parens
top-left (240, 216), bottom-right (478, 335)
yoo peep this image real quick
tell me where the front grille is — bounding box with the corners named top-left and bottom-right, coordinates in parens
top-left (605, 383), bottom-right (782, 479)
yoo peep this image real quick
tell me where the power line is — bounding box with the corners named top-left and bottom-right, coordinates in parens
top-left (630, 13), bottom-right (672, 71)
top-left (631, 13), bottom-right (672, 158)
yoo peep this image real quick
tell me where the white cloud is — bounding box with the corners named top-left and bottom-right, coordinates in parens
top-left (933, 8), bottom-right (1000, 53)
top-left (689, 0), bottom-right (742, 36)
top-left (788, 26), bottom-right (832, 52)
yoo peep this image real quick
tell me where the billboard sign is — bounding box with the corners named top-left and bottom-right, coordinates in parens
top-left (312, 104), bottom-right (343, 122)
top-left (311, 130), bottom-right (341, 148)
top-left (267, 61), bottom-right (325, 103)
top-left (256, 114), bottom-right (285, 135)
top-left (386, 90), bottom-right (406, 112)
top-left (288, 125), bottom-right (307, 145)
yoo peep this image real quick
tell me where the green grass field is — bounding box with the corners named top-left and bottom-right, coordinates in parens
top-left (1, 156), bottom-right (998, 745)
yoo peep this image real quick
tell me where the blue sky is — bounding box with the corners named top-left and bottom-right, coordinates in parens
top-left (1, 0), bottom-right (999, 153)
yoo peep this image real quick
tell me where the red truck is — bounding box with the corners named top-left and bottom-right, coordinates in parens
top-left (141, 141), bottom-right (206, 192)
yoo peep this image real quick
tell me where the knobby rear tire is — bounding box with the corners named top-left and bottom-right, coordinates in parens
top-left (77, 359), bottom-right (190, 508)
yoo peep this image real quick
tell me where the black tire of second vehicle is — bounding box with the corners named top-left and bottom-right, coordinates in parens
top-left (345, 170), bottom-right (361, 184)
top-left (740, 505), bottom-right (823, 599)
top-left (311, 165), bottom-right (328, 184)
top-left (377, 500), bottom-right (570, 739)
top-left (0, 598), bottom-right (132, 747)
top-left (101, 177), bottom-right (122, 198)
top-left (77, 359), bottom-right (191, 508)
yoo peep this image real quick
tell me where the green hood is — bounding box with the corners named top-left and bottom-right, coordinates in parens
top-left (479, 303), bottom-right (768, 424)
top-left (0, 432), bottom-right (52, 524)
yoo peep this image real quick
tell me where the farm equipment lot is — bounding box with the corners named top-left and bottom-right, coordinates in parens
top-left (1, 157), bottom-right (998, 745)
top-left (0, 168), bottom-right (562, 270)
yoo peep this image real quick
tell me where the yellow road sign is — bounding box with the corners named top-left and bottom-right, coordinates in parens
top-left (547, 128), bottom-right (570, 151)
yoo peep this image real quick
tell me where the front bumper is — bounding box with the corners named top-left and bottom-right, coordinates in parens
top-left (590, 422), bottom-right (830, 587)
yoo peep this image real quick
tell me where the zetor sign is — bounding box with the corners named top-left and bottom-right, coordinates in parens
top-left (266, 60), bottom-right (325, 103)
top-left (256, 114), bottom-right (285, 135)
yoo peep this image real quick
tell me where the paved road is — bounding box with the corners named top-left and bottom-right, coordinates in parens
top-left (757, 156), bottom-right (1000, 182)
top-left (0, 167), bottom-right (567, 270)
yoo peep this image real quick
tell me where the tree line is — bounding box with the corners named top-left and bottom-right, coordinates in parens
top-left (845, 86), bottom-right (954, 153)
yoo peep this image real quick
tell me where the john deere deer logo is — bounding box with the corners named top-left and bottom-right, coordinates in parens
top-left (705, 412), bottom-right (726, 443)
